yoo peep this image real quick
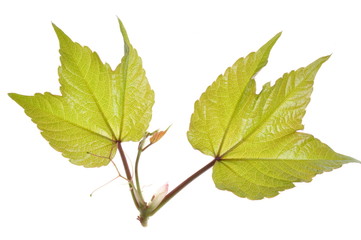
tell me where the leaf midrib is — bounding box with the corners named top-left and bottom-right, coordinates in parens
top-left (216, 69), bottom-right (254, 157)
top-left (37, 102), bottom-right (115, 143)
top-left (119, 51), bottom-right (130, 141)
top-left (62, 50), bottom-right (118, 140)
top-left (220, 161), bottom-right (291, 189)
top-left (219, 69), bottom-right (311, 159)
top-left (220, 158), bottom-right (352, 162)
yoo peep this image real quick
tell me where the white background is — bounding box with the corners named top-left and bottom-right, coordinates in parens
top-left (1, 0), bottom-right (361, 239)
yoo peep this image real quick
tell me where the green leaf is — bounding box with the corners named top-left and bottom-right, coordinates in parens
top-left (188, 33), bottom-right (358, 199)
top-left (9, 19), bottom-right (154, 167)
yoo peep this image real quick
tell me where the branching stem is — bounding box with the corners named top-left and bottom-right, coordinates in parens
top-left (117, 140), bottom-right (217, 226)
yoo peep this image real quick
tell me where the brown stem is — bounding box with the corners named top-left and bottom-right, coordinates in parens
top-left (150, 158), bottom-right (217, 215)
top-left (117, 141), bottom-right (132, 180)
top-left (117, 141), bottom-right (140, 209)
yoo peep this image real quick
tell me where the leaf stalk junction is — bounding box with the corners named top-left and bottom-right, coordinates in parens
top-left (114, 134), bottom-right (217, 227)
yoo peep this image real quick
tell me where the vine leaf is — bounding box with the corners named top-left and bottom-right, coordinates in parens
top-left (9, 19), bottom-right (154, 167)
top-left (187, 32), bottom-right (359, 200)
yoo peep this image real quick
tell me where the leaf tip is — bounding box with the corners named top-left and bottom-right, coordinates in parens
top-left (8, 92), bottom-right (22, 102)
top-left (274, 31), bottom-right (283, 40)
top-left (309, 55), bottom-right (331, 70)
top-left (51, 22), bottom-right (62, 37)
top-left (321, 54), bottom-right (331, 61)
top-left (51, 23), bottom-right (73, 50)
top-left (254, 32), bottom-right (282, 73)
top-left (264, 32), bottom-right (282, 49)
top-left (342, 155), bottom-right (360, 164)
top-left (51, 22), bottom-right (58, 30)
top-left (117, 17), bottom-right (131, 51)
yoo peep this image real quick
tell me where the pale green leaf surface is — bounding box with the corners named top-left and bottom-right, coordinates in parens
top-left (116, 19), bottom-right (154, 141)
top-left (188, 33), bottom-right (281, 156)
top-left (9, 19), bottom-right (154, 167)
top-left (213, 133), bottom-right (356, 200)
top-left (188, 33), bottom-right (358, 199)
top-left (9, 93), bottom-right (116, 167)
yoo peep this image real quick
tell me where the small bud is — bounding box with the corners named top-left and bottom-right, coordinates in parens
top-left (149, 127), bottom-right (169, 144)
top-left (147, 184), bottom-right (169, 212)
